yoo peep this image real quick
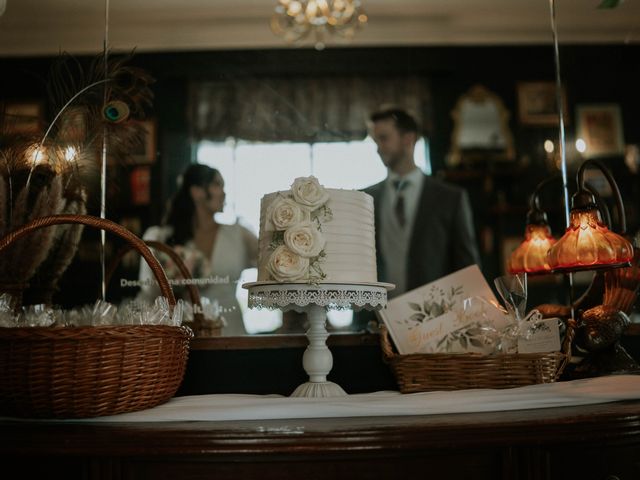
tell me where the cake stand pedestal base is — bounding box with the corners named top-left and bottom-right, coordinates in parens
top-left (291, 381), bottom-right (346, 397)
top-left (290, 304), bottom-right (347, 397)
top-left (244, 282), bottom-right (393, 398)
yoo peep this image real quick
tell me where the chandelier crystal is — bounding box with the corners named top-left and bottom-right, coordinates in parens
top-left (271, 0), bottom-right (368, 50)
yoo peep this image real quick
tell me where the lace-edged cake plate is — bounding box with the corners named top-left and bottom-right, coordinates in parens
top-left (242, 281), bottom-right (395, 311)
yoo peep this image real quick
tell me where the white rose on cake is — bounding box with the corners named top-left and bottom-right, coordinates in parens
top-left (290, 176), bottom-right (330, 210)
top-left (283, 222), bottom-right (326, 258)
top-left (269, 197), bottom-right (309, 230)
top-left (267, 245), bottom-right (310, 282)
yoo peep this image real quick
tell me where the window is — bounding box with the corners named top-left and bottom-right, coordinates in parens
top-left (198, 137), bottom-right (430, 332)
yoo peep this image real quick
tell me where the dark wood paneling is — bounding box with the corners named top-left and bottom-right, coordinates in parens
top-left (2, 401), bottom-right (640, 480)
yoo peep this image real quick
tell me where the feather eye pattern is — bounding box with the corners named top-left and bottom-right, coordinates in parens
top-left (100, 53), bottom-right (155, 116)
top-left (45, 50), bottom-right (156, 169)
top-left (46, 51), bottom-right (154, 117)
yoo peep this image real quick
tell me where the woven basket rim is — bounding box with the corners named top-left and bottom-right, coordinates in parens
top-left (0, 324), bottom-right (194, 342)
top-left (379, 322), bottom-right (573, 361)
top-left (0, 324), bottom-right (191, 331)
top-left (378, 321), bottom-right (574, 392)
top-left (385, 350), bottom-right (567, 361)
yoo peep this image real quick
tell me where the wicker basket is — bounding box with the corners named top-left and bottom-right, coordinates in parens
top-left (0, 214), bottom-right (193, 419)
top-left (379, 320), bottom-right (574, 393)
top-left (107, 240), bottom-right (222, 337)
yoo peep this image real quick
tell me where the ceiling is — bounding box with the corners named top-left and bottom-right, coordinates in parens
top-left (0, 0), bottom-right (638, 56)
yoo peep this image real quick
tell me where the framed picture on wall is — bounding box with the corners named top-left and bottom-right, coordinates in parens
top-left (576, 104), bottom-right (625, 158)
top-left (2, 101), bottom-right (44, 134)
top-left (129, 119), bottom-right (157, 164)
top-left (517, 81), bottom-right (568, 126)
top-left (129, 166), bottom-right (151, 205)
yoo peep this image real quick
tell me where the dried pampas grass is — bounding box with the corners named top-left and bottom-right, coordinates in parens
top-left (0, 155), bottom-right (80, 295)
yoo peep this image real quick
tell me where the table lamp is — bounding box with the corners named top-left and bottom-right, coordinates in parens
top-left (531, 159), bottom-right (638, 376)
top-left (547, 159), bottom-right (633, 274)
top-left (508, 177), bottom-right (558, 275)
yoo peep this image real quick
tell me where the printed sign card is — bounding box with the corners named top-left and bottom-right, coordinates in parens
top-left (517, 317), bottom-right (562, 353)
top-left (377, 265), bottom-right (510, 355)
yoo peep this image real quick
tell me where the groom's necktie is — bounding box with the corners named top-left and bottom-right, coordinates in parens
top-left (393, 179), bottom-right (409, 228)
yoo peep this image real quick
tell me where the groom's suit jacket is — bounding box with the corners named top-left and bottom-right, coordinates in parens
top-left (364, 174), bottom-right (480, 292)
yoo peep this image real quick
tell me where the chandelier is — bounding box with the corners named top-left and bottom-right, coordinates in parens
top-left (270, 0), bottom-right (368, 50)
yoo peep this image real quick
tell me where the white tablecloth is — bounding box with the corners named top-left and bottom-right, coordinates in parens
top-left (46, 375), bottom-right (640, 422)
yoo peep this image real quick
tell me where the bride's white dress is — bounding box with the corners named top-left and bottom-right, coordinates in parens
top-left (137, 223), bottom-right (257, 336)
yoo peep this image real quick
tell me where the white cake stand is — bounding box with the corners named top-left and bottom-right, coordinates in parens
top-left (243, 281), bottom-right (393, 397)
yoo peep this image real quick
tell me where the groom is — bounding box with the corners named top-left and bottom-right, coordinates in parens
top-left (361, 107), bottom-right (480, 315)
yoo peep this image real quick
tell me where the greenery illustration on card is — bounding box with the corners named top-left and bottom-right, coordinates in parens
top-left (377, 265), bottom-right (501, 355)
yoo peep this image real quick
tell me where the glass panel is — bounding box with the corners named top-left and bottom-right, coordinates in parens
top-left (197, 137), bottom-right (432, 333)
top-left (197, 140), bottom-right (237, 225)
top-left (311, 137), bottom-right (384, 189)
top-left (234, 142), bottom-right (312, 234)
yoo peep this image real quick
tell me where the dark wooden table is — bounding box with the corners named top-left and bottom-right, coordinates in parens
top-left (2, 400), bottom-right (640, 480)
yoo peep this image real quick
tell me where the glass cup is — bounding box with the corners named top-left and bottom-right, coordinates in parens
top-left (494, 273), bottom-right (527, 322)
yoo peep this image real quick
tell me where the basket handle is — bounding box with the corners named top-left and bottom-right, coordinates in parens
top-left (106, 240), bottom-right (204, 329)
top-left (379, 324), bottom-right (396, 363)
top-left (0, 214), bottom-right (175, 306)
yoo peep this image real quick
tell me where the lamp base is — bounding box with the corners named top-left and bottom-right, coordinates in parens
top-left (571, 343), bottom-right (640, 378)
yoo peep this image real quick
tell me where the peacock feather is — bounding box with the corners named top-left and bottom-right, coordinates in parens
top-left (0, 50), bottom-right (155, 304)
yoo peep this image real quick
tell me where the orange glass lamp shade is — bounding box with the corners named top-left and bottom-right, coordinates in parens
top-left (508, 174), bottom-right (559, 275)
top-left (508, 224), bottom-right (556, 274)
top-left (547, 208), bottom-right (634, 272)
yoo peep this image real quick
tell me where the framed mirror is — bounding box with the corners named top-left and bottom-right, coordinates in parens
top-left (1, 2), bottom-right (639, 342)
top-left (448, 84), bottom-right (515, 167)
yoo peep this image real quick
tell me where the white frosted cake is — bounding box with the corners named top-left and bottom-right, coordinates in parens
top-left (257, 176), bottom-right (377, 284)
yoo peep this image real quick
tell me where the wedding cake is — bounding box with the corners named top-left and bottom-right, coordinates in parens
top-left (257, 176), bottom-right (377, 284)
